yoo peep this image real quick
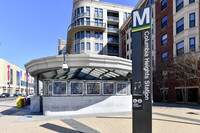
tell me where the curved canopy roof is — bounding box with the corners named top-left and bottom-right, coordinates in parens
top-left (25, 54), bottom-right (132, 80)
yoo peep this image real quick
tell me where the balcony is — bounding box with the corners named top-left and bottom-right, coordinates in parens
top-left (67, 21), bottom-right (106, 53)
top-left (107, 27), bottom-right (119, 34)
top-left (107, 16), bottom-right (119, 22)
top-left (73, 13), bottom-right (90, 21)
top-left (107, 50), bottom-right (119, 56)
top-left (108, 39), bottom-right (119, 45)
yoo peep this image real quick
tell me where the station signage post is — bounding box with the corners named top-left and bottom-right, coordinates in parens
top-left (131, 6), bottom-right (152, 133)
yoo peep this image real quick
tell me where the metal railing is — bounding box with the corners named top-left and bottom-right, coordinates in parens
top-left (107, 16), bottom-right (119, 21)
top-left (73, 13), bottom-right (90, 21)
top-left (108, 39), bottom-right (119, 44)
top-left (107, 27), bottom-right (119, 32)
top-left (68, 21), bottom-right (106, 30)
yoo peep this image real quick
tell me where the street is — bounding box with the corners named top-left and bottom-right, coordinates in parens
top-left (0, 99), bottom-right (200, 133)
top-left (0, 97), bottom-right (16, 102)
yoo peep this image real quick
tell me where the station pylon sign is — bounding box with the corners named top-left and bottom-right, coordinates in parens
top-left (131, 6), bottom-right (152, 133)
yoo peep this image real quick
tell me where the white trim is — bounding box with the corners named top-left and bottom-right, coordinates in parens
top-left (86, 82), bottom-right (101, 95)
top-left (102, 82), bottom-right (115, 95)
top-left (52, 81), bottom-right (67, 96)
top-left (116, 82), bottom-right (127, 95)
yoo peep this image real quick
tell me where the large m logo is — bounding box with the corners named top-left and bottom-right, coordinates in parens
top-left (132, 6), bottom-right (151, 32)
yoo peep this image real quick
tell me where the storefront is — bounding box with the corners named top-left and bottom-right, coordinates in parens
top-left (25, 54), bottom-right (132, 116)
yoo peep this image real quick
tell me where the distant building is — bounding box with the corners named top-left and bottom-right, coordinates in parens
top-left (58, 38), bottom-right (67, 55)
top-left (0, 58), bottom-right (35, 95)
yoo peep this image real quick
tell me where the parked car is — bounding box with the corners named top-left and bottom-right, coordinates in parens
top-left (0, 93), bottom-right (10, 98)
top-left (13, 93), bottom-right (19, 97)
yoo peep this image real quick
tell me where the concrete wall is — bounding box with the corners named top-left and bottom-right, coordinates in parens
top-left (43, 95), bottom-right (131, 116)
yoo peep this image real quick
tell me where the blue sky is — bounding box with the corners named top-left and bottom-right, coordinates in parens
top-left (0, 0), bottom-right (139, 70)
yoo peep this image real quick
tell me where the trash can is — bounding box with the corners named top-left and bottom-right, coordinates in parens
top-left (16, 97), bottom-right (22, 108)
top-left (26, 98), bottom-right (30, 105)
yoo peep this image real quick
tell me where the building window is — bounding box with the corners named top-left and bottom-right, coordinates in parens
top-left (86, 31), bottom-right (90, 38)
top-left (77, 43), bottom-right (80, 51)
top-left (99, 43), bottom-right (103, 51)
top-left (95, 19), bottom-right (98, 26)
top-left (176, 41), bottom-right (184, 56)
top-left (94, 8), bottom-right (98, 18)
top-left (95, 43), bottom-right (99, 51)
top-left (126, 33), bottom-right (129, 40)
top-left (95, 32), bottom-right (98, 39)
top-left (131, 42), bottom-right (132, 49)
top-left (87, 42), bottom-right (90, 50)
top-left (189, 0), bottom-right (195, 4)
top-left (77, 32), bottom-right (80, 39)
top-left (16, 71), bottom-right (20, 85)
top-left (77, 19), bottom-right (80, 26)
top-left (99, 32), bottom-right (103, 39)
top-left (86, 7), bottom-right (90, 16)
top-left (126, 44), bottom-right (129, 52)
top-left (75, 44), bottom-right (77, 52)
top-left (124, 12), bottom-right (127, 21)
top-left (81, 31), bottom-right (84, 39)
top-left (86, 18), bottom-right (90, 25)
top-left (152, 40), bottom-right (154, 50)
top-left (99, 19), bottom-right (103, 27)
top-left (81, 18), bottom-right (84, 25)
top-left (75, 33), bottom-right (77, 40)
top-left (176, 0), bottom-right (184, 12)
top-left (81, 42), bottom-right (84, 50)
top-left (147, 0), bottom-right (154, 5)
top-left (80, 7), bottom-right (84, 16)
top-left (127, 55), bottom-right (129, 59)
top-left (189, 37), bottom-right (195, 51)
top-left (189, 13), bottom-right (195, 28)
top-left (99, 8), bottom-right (103, 18)
top-left (176, 18), bottom-right (184, 34)
top-left (162, 33), bottom-right (167, 46)
top-left (152, 24), bottom-right (154, 34)
top-left (77, 8), bottom-right (80, 17)
top-left (161, 16), bottom-right (167, 28)
top-left (161, 0), bottom-right (167, 11)
top-left (162, 52), bottom-right (168, 62)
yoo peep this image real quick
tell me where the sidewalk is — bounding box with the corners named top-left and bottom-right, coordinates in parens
top-left (0, 101), bottom-right (200, 133)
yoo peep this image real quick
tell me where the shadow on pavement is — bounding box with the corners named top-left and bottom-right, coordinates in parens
top-left (153, 102), bottom-right (200, 110)
top-left (40, 123), bottom-right (82, 133)
top-left (0, 105), bottom-right (42, 117)
top-left (153, 118), bottom-right (200, 126)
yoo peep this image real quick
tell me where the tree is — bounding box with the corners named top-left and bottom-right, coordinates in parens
top-left (169, 51), bottom-right (200, 103)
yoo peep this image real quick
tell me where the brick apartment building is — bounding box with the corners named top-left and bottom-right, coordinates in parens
top-left (120, 0), bottom-right (200, 104)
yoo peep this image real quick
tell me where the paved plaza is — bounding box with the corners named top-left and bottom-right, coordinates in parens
top-left (0, 99), bottom-right (200, 133)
